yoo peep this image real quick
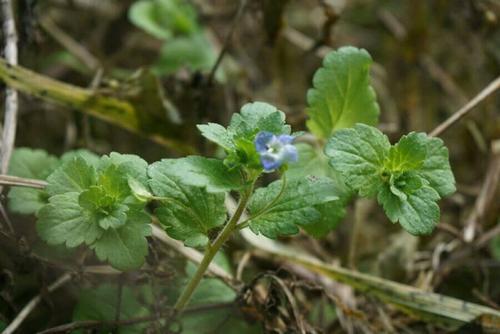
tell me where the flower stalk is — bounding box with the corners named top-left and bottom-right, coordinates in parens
top-left (173, 182), bottom-right (255, 313)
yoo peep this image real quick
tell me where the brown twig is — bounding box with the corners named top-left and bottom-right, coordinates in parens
top-left (2, 273), bottom-right (73, 334)
top-left (0, 0), bottom-right (19, 187)
top-left (0, 174), bottom-right (48, 188)
top-left (429, 76), bottom-right (500, 137)
top-left (206, 0), bottom-right (248, 86)
top-left (39, 16), bottom-right (100, 71)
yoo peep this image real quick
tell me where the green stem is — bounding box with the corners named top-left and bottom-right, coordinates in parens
top-left (236, 174), bottom-right (287, 230)
top-left (173, 182), bottom-right (255, 313)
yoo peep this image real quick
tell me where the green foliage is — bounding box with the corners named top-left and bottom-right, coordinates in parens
top-left (7, 149), bottom-right (58, 214)
top-left (73, 284), bottom-right (149, 334)
top-left (148, 163), bottom-right (227, 247)
top-left (128, 0), bottom-right (198, 39)
top-left (325, 124), bottom-right (456, 235)
top-left (491, 232), bottom-right (500, 260)
top-left (7, 148), bottom-right (98, 215)
top-left (286, 143), bottom-right (352, 237)
top-left (128, 0), bottom-right (217, 76)
top-left (306, 47), bottom-right (379, 138)
top-left (248, 176), bottom-right (338, 238)
top-left (37, 152), bottom-right (152, 270)
top-left (149, 156), bottom-right (242, 193)
top-left (155, 34), bottom-right (217, 75)
top-left (198, 101), bottom-right (292, 171)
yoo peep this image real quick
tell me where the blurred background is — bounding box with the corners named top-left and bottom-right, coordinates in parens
top-left (1, 0), bottom-right (499, 332)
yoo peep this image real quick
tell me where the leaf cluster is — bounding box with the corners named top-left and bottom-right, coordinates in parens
top-left (128, 0), bottom-right (218, 76)
top-left (325, 124), bottom-right (456, 235)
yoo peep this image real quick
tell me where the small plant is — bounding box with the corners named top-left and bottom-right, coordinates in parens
top-left (7, 47), bottom-right (455, 318)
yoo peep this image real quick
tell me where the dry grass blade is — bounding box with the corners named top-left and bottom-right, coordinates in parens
top-left (241, 229), bottom-right (500, 331)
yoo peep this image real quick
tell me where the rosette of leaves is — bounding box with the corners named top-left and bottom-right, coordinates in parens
top-left (36, 152), bottom-right (151, 270)
top-left (325, 124), bottom-right (456, 235)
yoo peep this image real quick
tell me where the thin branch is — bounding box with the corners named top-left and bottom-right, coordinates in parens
top-left (39, 16), bottom-right (100, 71)
top-left (429, 76), bottom-right (500, 137)
top-left (206, 0), bottom-right (248, 85)
top-left (2, 273), bottom-right (72, 334)
top-left (0, 174), bottom-right (48, 188)
top-left (0, 0), bottom-right (19, 186)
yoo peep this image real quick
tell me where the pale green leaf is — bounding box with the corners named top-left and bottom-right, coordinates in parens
top-left (37, 192), bottom-right (103, 247)
top-left (197, 122), bottom-right (234, 151)
top-left (228, 102), bottom-right (291, 139)
top-left (378, 185), bottom-right (440, 235)
top-left (384, 132), bottom-right (427, 172)
top-left (7, 148), bottom-right (60, 214)
top-left (128, 0), bottom-right (198, 40)
top-left (416, 136), bottom-right (456, 197)
top-left (155, 34), bottom-right (216, 75)
top-left (99, 152), bottom-right (149, 185)
top-left (248, 176), bottom-right (338, 238)
top-left (61, 149), bottom-right (100, 167)
top-left (128, 178), bottom-right (153, 202)
top-left (91, 211), bottom-right (151, 271)
top-left (306, 46), bottom-right (379, 138)
top-left (148, 156), bottom-right (242, 192)
top-left (325, 123), bottom-right (390, 197)
top-left (149, 166), bottom-right (226, 247)
top-left (46, 157), bottom-right (97, 196)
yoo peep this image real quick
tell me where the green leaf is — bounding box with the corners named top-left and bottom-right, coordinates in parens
top-left (325, 123), bottom-right (390, 197)
top-left (286, 143), bottom-right (352, 237)
top-left (73, 284), bottom-right (149, 334)
top-left (155, 34), bottom-right (216, 75)
top-left (128, 0), bottom-right (198, 40)
top-left (8, 148), bottom-right (59, 179)
top-left (378, 185), bottom-right (440, 235)
top-left (384, 132), bottom-right (427, 172)
top-left (128, 178), bottom-right (153, 202)
top-left (248, 176), bottom-right (338, 238)
top-left (148, 156), bottom-right (242, 192)
top-left (196, 122), bottom-right (234, 151)
top-left (78, 186), bottom-right (128, 230)
top-left (98, 152), bottom-right (149, 185)
top-left (7, 148), bottom-right (60, 214)
top-left (306, 46), bottom-right (380, 138)
top-left (415, 136), bottom-right (456, 197)
top-left (37, 192), bottom-right (103, 247)
top-left (91, 211), bottom-right (151, 271)
top-left (149, 166), bottom-right (226, 247)
top-left (491, 232), bottom-right (500, 260)
top-left (228, 102), bottom-right (291, 139)
top-left (325, 124), bottom-right (455, 235)
top-left (46, 156), bottom-right (97, 196)
top-left (302, 201), bottom-right (347, 238)
top-left (61, 149), bottom-right (100, 167)
top-left (8, 188), bottom-right (49, 215)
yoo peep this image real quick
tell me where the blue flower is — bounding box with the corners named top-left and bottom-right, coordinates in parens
top-left (254, 131), bottom-right (298, 172)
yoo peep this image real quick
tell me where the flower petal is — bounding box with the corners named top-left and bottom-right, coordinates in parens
top-left (281, 144), bottom-right (298, 163)
top-left (277, 135), bottom-right (294, 145)
top-left (254, 131), bottom-right (274, 153)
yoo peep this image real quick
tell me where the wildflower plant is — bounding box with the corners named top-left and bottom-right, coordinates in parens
top-left (7, 46), bottom-right (455, 316)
